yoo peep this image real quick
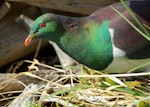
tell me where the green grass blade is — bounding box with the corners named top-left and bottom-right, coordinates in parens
top-left (111, 6), bottom-right (150, 41)
top-left (120, 0), bottom-right (150, 37)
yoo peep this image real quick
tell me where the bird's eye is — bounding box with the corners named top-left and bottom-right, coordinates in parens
top-left (40, 22), bottom-right (46, 28)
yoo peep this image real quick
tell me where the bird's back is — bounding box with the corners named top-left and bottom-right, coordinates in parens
top-left (90, 0), bottom-right (150, 59)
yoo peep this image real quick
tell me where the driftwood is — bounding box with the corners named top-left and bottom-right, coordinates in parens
top-left (8, 0), bottom-right (119, 15)
top-left (0, 70), bottom-right (60, 93)
top-left (1, 69), bottom-right (78, 107)
top-left (0, 70), bottom-right (60, 106)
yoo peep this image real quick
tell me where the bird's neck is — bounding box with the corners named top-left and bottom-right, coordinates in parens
top-left (45, 15), bottom-right (85, 42)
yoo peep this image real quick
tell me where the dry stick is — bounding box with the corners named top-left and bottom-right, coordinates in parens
top-left (33, 40), bottom-right (42, 59)
top-left (61, 72), bottom-right (150, 78)
top-left (6, 60), bottom-right (24, 73)
top-left (69, 68), bottom-right (74, 87)
top-left (69, 61), bottom-right (150, 78)
top-left (0, 91), bottom-right (22, 95)
top-left (12, 61), bottom-right (24, 73)
top-left (24, 60), bottom-right (66, 73)
top-left (0, 96), bottom-right (17, 102)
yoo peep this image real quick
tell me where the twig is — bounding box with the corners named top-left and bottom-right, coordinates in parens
top-left (25, 60), bottom-right (66, 73)
top-left (33, 40), bottom-right (42, 59)
top-left (61, 72), bottom-right (150, 78)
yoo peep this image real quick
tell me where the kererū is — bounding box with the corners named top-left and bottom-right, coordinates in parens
top-left (25, 0), bottom-right (150, 73)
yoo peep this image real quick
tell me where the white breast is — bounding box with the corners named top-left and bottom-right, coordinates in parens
top-left (104, 28), bottom-right (150, 73)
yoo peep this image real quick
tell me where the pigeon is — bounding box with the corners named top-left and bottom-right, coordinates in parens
top-left (25, 0), bottom-right (150, 73)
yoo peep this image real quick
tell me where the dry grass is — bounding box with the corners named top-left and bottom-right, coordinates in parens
top-left (0, 59), bottom-right (149, 107)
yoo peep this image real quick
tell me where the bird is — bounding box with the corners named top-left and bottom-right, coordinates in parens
top-left (25, 0), bottom-right (150, 73)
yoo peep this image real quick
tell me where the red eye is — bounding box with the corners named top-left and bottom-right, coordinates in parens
top-left (40, 22), bottom-right (46, 28)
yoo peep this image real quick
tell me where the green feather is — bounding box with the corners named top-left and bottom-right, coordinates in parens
top-left (58, 20), bottom-right (113, 70)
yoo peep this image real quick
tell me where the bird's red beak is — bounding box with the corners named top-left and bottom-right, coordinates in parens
top-left (24, 34), bottom-right (35, 46)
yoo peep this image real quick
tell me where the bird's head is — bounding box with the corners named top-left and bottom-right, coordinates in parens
top-left (25, 14), bottom-right (61, 46)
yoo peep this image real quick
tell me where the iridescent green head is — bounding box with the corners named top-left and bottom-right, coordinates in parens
top-left (25, 14), bottom-right (62, 46)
